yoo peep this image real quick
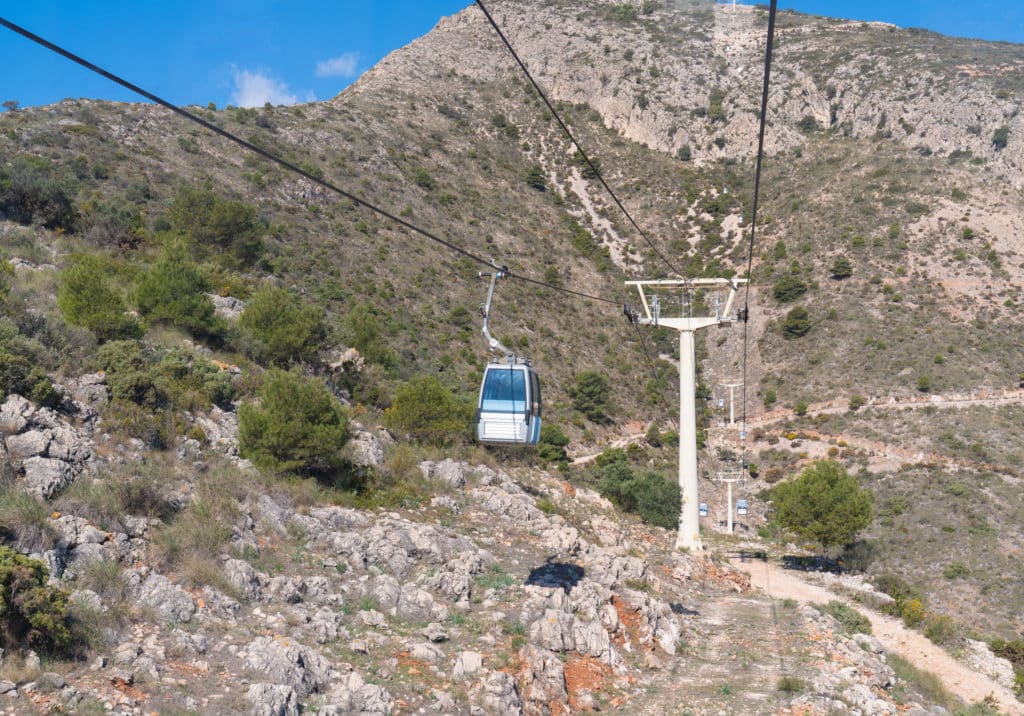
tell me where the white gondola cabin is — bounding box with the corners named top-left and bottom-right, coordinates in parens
top-left (476, 362), bottom-right (541, 446)
top-left (736, 498), bottom-right (748, 516)
top-left (474, 263), bottom-right (543, 447)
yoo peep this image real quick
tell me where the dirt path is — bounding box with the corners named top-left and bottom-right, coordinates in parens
top-left (730, 557), bottom-right (1023, 715)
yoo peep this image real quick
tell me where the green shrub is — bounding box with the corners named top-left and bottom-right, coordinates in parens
top-left (942, 561), bottom-right (969, 579)
top-left (763, 388), bottom-right (777, 407)
top-left (136, 243), bottom-right (221, 337)
top-left (346, 304), bottom-right (397, 368)
top-left (830, 256), bottom-right (853, 279)
top-left (58, 254), bottom-right (142, 342)
top-left (0, 545), bottom-right (75, 655)
top-left (0, 156), bottom-right (77, 231)
top-left (239, 369), bottom-right (349, 477)
top-left (781, 306), bottom-right (811, 338)
top-left (0, 349), bottom-right (57, 406)
top-left (992, 125), bottom-right (1009, 150)
top-left (569, 371), bottom-right (611, 424)
top-left (676, 144), bottom-right (692, 161)
top-left (923, 613), bottom-right (958, 645)
top-left (537, 423), bottom-right (571, 467)
top-left (524, 165), bottom-right (546, 191)
top-left (238, 286), bottom-right (326, 366)
top-left (772, 275), bottom-right (807, 302)
top-left (96, 340), bottom-right (165, 407)
top-left (917, 374), bottom-right (932, 392)
top-left (848, 394), bottom-right (866, 411)
top-left (80, 196), bottom-right (145, 251)
top-left (770, 460), bottom-right (873, 557)
top-left (793, 400), bottom-right (808, 416)
top-left (165, 185), bottom-right (265, 267)
top-left (383, 375), bottom-right (473, 447)
top-left (777, 675), bottom-right (805, 692)
top-left (816, 600), bottom-right (872, 635)
top-left (593, 451), bottom-right (679, 529)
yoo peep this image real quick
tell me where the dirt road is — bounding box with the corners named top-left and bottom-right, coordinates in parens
top-left (731, 557), bottom-right (1023, 715)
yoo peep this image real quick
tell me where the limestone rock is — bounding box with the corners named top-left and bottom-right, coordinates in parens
top-left (246, 682), bottom-right (299, 716)
top-left (244, 636), bottom-right (331, 696)
top-left (136, 574), bottom-right (197, 624)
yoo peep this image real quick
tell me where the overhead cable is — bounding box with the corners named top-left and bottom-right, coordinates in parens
top-left (0, 15), bottom-right (621, 308)
top-left (740, 0), bottom-right (778, 430)
top-left (473, 0), bottom-right (686, 280)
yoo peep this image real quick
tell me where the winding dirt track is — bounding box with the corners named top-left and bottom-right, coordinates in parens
top-left (730, 557), bottom-right (1023, 715)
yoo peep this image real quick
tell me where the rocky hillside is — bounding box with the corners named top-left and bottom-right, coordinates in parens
top-left (1, 0), bottom-right (1024, 713)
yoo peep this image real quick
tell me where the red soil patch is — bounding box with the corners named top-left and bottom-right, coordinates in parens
top-left (564, 655), bottom-right (612, 710)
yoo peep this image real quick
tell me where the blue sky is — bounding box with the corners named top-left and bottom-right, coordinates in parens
top-left (1, 1), bottom-right (1022, 110)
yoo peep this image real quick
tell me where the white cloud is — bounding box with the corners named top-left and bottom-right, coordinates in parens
top-left (231, 69), bottom-right (301, 108)
top-left (315, 52), bottom-right (361, 78)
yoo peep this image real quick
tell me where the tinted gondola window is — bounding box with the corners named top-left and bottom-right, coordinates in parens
top-left (481, 368), bottom-right (527, 412)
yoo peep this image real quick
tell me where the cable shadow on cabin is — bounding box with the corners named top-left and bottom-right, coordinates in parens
top-left (525, 559), bottom-right (584, 593)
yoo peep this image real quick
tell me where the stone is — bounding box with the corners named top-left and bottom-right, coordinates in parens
top-left (348, 427), bottom-right (388, 468)
top-left (522, 645), bottom-right (568, 709)
top-left (452, 651), bottom-right (483, 680)
top-left (222, 558), bottom-right (261, 601)
top-left (419, 458), bottom-right (472, 488)
top-left (323, 671), bottom-right (393, 715)
top-left (136, 574), bottom-right (197, 624)
top-left (208, 293), bottom-right (246, 320)
top-left (529, 609), bottom-right (576, 652)
top-left (409, 642), bottom-right (445, 662)
top-left (0, 395), bottom-right (32, 433)
top-left (21, 456), bottom-right (75, 499)
top-left (479, 671), bottom-right (523, 715)
top-left (243, 636), bottom-right (331, 695)
top-left (963, 638), bottom-right (1016, 690)
top-left (6, 430), bottom-right (50, 460)
top-left (245, 682), bottom-right (299, 716)
top-left (421, 622), bottom-right (449, 642)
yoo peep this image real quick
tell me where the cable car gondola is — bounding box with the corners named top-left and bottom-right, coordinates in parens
top-left (475, 263), bottom-right (542, 446)
top-left (736, 499), bottom-right (748, 516)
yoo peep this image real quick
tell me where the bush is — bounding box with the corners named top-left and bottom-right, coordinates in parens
top-left (830, 256), bottom-right (853, 279)
top-left (900, 598), bottom-right (926, 627)
top-left (916, 374), bottom-right (931, 392)
top-left (537, 423), bottom-right (571, 467)
top-left (96, 340), bottom-right (165, 407)
top-left (136, 242), bottom-right (222, 337)
top-left (58, 254), bottom-right (142, 342)
top-left (763, 388), bottom-right (777, 407)
top-left (781, 306), bottom-right (811, 338)
top-left (0, 545), bottom-right (75, 655)
top-left (346, 304), bottom-right (397, 368)
top-left (992, 125), bottom-right (1009, 150)
top-left (848, 394), bottom-right (866, 411)
top-left (923, 613), bottom-right (958, 645)
top-left (569, 371), bottom-right (611, 424)
top-left (0, 349), bottom-right (57, 406)
top-left (238, 286), bottom-right (325, 366)
top-left (239, 369), bottom-right (349, 477)
top-left (0, 156), bottom-right (77, 231)
top-left (383, 375), bottom-right (473, 446)
top-left (80, 197), bottom-right (145, 251)
top-left (816, 600), bottom-right (871, 634)
top-left (593, 451), bottom-right (679, 529)
top-left (524, 165), bottom-right (546, 191)
top-left (772, 275), bottom-right (807, 303)
top-left (793, 400), bottom-right (808, 416)
top-left (770, 460), bottom-right (873, 556)
top-left (165, 185), bottom-right (265, 267)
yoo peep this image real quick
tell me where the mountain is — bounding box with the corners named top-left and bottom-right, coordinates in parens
top-left (0, 0), bottom-right (1022, 712)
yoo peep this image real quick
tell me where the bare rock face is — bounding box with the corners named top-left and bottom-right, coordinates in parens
top-left (246, 682), bottom-right (300, 716)
top-left (477, 671), bottom-right (523, 715)
top-left (207, 293), bottom-right (245, 319)
top-left (0, 395), bottom-right (95, 499)
top-left (521, 645), bottom-right (568, 714)
top-left (136, 573), bottom-right (197, 624)
top-left (964, 639), bottom-right (1016, 690)
top-left (323, 671), bottom-right (393, 715)
top-left (244, 637), bottom-right (332, 696)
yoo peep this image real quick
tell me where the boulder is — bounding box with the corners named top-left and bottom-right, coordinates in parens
top-left (246, 683), bottom-right (299, 716)
top-left (21, 456), bottom-right (75, 499)
top-left (136, 574), bottom-right (196, 624)
top-left (244, 636), bottom-right (331, 696)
